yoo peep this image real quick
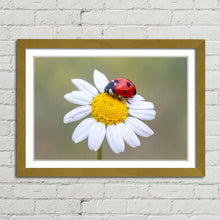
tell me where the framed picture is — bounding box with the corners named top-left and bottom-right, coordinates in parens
top-left (17, 39), bottom-right (205, 177)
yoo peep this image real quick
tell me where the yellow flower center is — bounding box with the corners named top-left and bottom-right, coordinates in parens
top-left (91, 93), bottom-right (128, 126)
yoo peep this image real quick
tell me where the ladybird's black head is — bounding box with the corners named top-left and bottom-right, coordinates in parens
top-left (104, 81), bottom-right (115, 95)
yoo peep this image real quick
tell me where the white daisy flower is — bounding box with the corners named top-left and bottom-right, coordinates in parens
top-left (64, 69), bottom-right (156, 154)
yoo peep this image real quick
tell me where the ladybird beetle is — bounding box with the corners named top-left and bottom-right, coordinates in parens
top-left (104, 78), bottom-right (136, 98)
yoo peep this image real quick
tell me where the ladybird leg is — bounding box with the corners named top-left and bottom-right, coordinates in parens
top-left (118, 95), bottom-right (122, 101)
top-left (125, 97), bottom-right (130, 104)
top-left (111, 89), bottom-right (116, 98)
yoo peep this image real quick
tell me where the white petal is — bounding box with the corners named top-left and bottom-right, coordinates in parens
top-left (64, 91), bottom-right (93, 105)
top-left (117, 123), bottom-right (140, 148)
top-left (71, 79), bottom-right (98, 97)
top-left (63, 105), bottom-right (91, 124)
top-left (88, 122), bottom-right (106, 151)
top-left (127, 94), bottom-right (145, 103)
top-left (106, 125), bottom-right (125, 154)
top-left (93, 69), bottom-right (109, 93)
top-left (127, 101), bottom-right (154, 110)
top-left (129, 109), bottom-right (156, 120)
top-left (125, 117), bottom-right (154, 137)
top-left (72, 118), bottom-right (96, 143)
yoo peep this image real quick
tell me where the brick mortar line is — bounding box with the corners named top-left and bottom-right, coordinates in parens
top-left (0, 8), bottom-right (220, 11)
top-left (26, 23), bottom-right (220, 26)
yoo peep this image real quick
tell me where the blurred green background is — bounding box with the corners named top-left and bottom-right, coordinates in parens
top-left (35, 57), bottom-right (187, 160)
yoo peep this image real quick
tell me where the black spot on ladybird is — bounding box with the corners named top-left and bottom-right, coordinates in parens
top-left (134, 90), bottom-right (136, 95)
top-left (123, 90), bottom-right (126, 93)
top-left (126, 82), bottom-right (131, 87)
top-left (114, 79), bottom-right (119, 83)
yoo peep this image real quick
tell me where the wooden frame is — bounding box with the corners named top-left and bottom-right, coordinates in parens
top-left (17, 39), bottom-right (205, 177)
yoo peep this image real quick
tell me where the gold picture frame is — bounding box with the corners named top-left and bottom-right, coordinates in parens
top-left (17, 39), bottom-right (205, 177)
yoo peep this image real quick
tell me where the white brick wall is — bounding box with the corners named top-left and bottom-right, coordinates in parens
top-left (0, 0), bottom-right (220, 218)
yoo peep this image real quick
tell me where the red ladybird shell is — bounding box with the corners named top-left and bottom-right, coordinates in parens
top-left (111, 78), bottom-right (136, 98)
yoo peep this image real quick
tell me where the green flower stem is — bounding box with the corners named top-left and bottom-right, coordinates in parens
top-left (97, 144), bottom-right (103, 160)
